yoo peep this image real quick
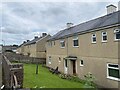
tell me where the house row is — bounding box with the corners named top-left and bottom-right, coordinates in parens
top-left (16, 4), bottom-right (120, 88)
top-left (46, 4), bottom-right (120, 88)
top-left (17, 33), bottom-right (51, 59)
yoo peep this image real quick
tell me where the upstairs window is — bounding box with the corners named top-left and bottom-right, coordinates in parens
top-left (107, 63), bottom-right (120, 81)
top-left (102, 32), bottom-right (107, 42)
top-left (60, 40), bottom-right (65, 48)
top-left (53, 41), bottom-right (55, 45)
top-left (73, 36), bottom-right (79, 47)
top-left (48, 41), bottom-right (52, 47)
top-left (114, 29), bottom-right (120, 40)
top-left (92, 34), bottom-right (96, 43)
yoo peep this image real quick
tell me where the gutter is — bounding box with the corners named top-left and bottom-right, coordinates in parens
top-left (48, 23), bottom-right (120, 41)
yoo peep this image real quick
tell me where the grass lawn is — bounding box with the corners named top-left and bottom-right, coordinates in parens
top-left (23, 63), bottom-right (84, 88)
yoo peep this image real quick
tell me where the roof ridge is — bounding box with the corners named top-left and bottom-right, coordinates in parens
top-left (72, 10), bottom-right (119, 29)
top-left (48, 10), bottom-right (119, 41)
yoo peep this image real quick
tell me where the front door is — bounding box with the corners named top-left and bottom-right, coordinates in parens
top-left (73, 60), bottom-right (76, 75)
top-left (64, 59), bottom-right (68, 74)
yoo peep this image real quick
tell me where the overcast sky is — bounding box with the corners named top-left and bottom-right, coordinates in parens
top-left (0, 0), bottom-right (119, 45)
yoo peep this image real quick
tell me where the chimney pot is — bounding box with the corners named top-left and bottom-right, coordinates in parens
top-left (42, 33), bottom-right (47, 37)
top-left (34, 36), bottom-right (38, 39)
top-left (66, 23), bottom-right (73, 28)
top-left (23, 41), bottom-right (26, 43)
top-left (106, 4), bottom-right (117, 14)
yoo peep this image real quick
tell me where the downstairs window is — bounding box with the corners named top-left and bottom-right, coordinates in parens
top-left (107, 63), bottom-right (120, 81)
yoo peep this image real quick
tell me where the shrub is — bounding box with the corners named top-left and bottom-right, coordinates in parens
top-left (58, 72), bottom-right (97, 88)
top-left (84, 72), bottom-right (96, 87)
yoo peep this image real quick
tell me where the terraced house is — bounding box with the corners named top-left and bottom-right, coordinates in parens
top-left (46, 4), bottom-right (120, 88)
top-left (17, 33), bottom-right (51, 58)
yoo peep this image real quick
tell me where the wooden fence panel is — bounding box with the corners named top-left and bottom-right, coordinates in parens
top-left (2, 55), bottom-right (23, 88)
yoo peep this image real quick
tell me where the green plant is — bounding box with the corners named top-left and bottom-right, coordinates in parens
top-left (59, 73), bottom-right (70, 79)
top-left (84, 72), bottom-right (96, 87)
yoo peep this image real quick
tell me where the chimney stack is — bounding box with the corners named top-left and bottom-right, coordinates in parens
top-left (42, 33), bottom-right (47, 37)
top-left (34, 36), bottom-right (38, 39)
top-left (106, 4), bottom-right (117, 14)
top-left (23, 41), bottom-right (26, 43)
top-left (66, 23), bottom-right (73, 28)
top-left (118, 1), bottom-right (120, 10)
top-left (27, 40), bottom-right (29, 42)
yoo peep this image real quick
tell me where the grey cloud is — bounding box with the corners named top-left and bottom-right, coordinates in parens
top-left (1, 2), bottom-right (114, 45)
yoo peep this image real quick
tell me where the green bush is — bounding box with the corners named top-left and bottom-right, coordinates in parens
top-left (58, 72), bottom-right (97, 88)
top-left (84, 72), bottom-right (96, 87)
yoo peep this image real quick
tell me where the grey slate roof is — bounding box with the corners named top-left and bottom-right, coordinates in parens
top-left (24, 35), bottom-right (50, 46)
top-left (24, 37), bottom-right (42, 46)
top-left (48, 10), bottom-right (120, 41)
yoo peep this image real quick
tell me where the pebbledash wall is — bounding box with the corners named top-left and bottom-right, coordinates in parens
top-left (47, 26), bottom-right (120, 88)
top-left (17, 35), bottom-right (51, 59)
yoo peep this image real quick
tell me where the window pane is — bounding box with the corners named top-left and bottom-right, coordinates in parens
top-left (74, 40), bottom-right (78, 46)
top-left (81, 60), bottom-right (83, 65)
top-left (108, 68), bottom-right (120, 78)
top-left (116, 33), bottom-right (120, 39)
top-left (93, 34), bottom-right (96, 36)
top-left (103, 36), bottom-right (107, 41)
top-left (54, 41), bottom-right (55, 45)
top-left (60, 41), bottom-right (65, 47)
top-left (48, 41), bottom-right (52, 47)
top-left (62, 42), bottom-right (65, 47)
top-left (108, 64), bottom-right (118, 68)
top-left (93, 37), bottom-right (96, 42)
top-left (65, 59), bottom-right (67, 67)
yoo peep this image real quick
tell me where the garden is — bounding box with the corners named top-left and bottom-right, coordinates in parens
top-left (23, 63), bottom-right (97, 88)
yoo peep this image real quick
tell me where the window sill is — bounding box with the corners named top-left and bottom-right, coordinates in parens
top-left (101, 41), bottom-right (107, 43)
top-left (91, 42), bottom-right (96, 44)
top-left (114, 39), bottom-right (120, 42)
top-left (60, 47), bottom-right (65, 49)
top-left (48, 62), bottom-right (51, 64)
top-left (73, 46), bottom-right (79, 48)
top-left (80, 65), bottom-right (84, 67)
top-left (107, 76), bottom-right (120, 82)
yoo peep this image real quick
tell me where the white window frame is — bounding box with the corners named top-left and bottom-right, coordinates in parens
top-left (102, 32), bottom-right (107, 42)
top-left (107, 63), bottom-right (120, 81)
top-left (58, 57), bottom-right (61, 63)
top-left (73, 36), bottom-right (79, 47)
top-left (60, 40), bottom-right (65, 48)
top-left (48, 41), bottom-right (52, 47)
top-left (48, 56), bottom-right (51, 64)
top-left (114, 29), bottom-right (120, 41)
top-left (80, 60), bottom-right (84, 66)
top-left (91, 33), bottom-right (96, 43)
top-left (53, 41), bottom-right (55, 45)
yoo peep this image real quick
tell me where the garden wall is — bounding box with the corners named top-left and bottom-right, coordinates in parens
top-left (4, 52), bottom-right (46, 64)
top-left (2, 55), bottom-right (23, 88)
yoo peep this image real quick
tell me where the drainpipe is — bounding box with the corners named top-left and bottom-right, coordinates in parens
top-left (66, 36), bottom-right (68, 56)
top-left (66, 36), bottom-right (69, 74)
